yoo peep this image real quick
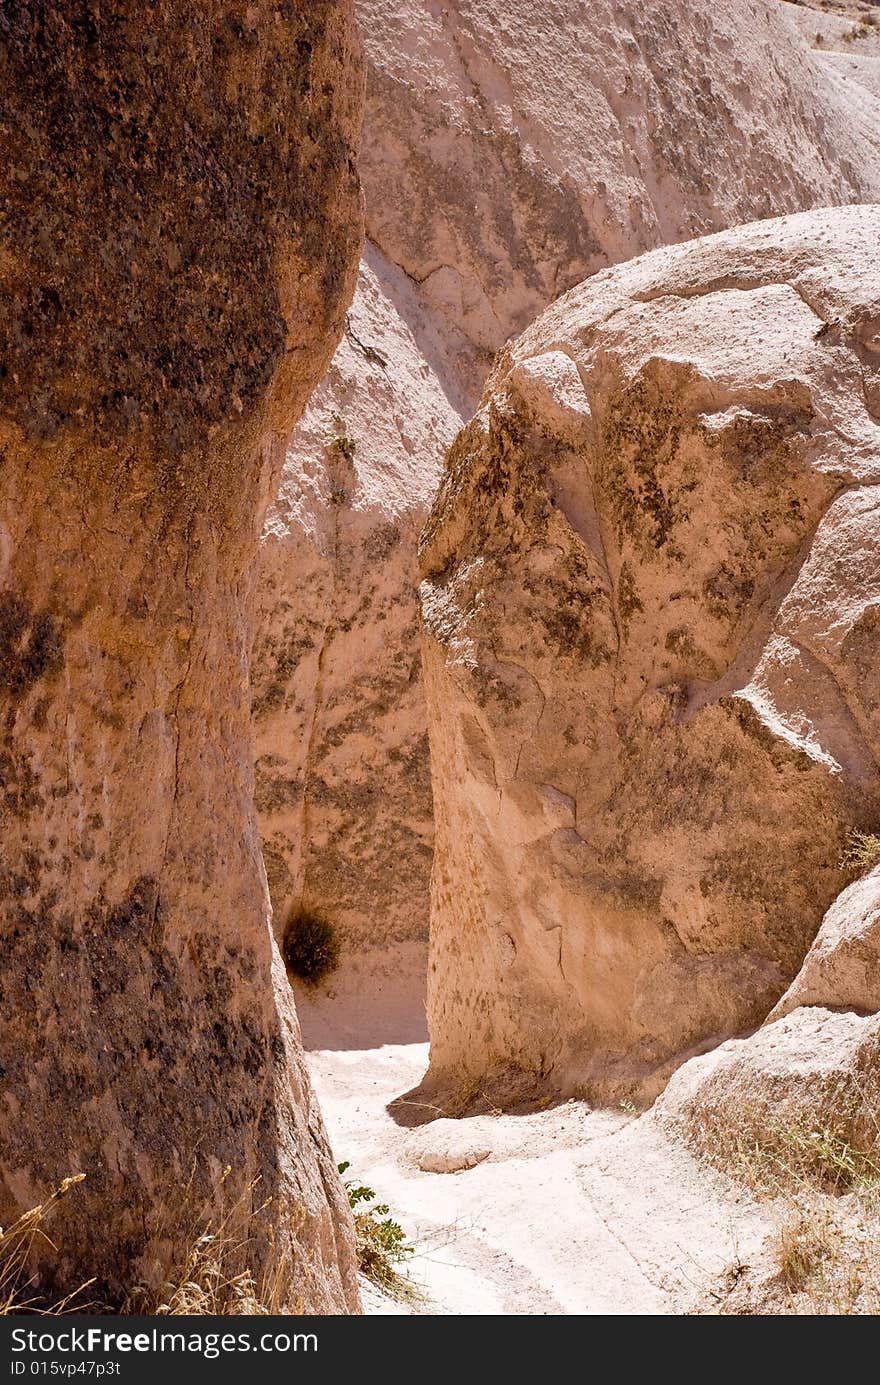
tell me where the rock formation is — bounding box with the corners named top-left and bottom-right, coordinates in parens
top-left (419, 204), bottom-right (880, 1104)
top-left (657, 1007), bottom-right (880, 1168)
top-left (783, 0), bottom-right (880, 100)
top-left (253, 0), bottom-right (880, 966)
top-left (252, 246), bottom-right (462, 960)
top-left (360, 0), bottom-right (880, 370)
top-left (0, 1), bottom-right (363, 1309)
top-left (770, 864), bottom-right (880, 1019)
top-left (657, 855), bottom-right (880, 1159)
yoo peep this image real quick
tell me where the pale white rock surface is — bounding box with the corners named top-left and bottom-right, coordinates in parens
top-left (770, 866), bottom-right (880, 1019)
top-left (405, 1121), bottom-right (492, 1175)
top-left (780, 3), bottom-right (880, 95)
top-left (307, 1034), bottom-right (773, 1315)
top-left (359, 0), bottom-right (880, 367)
top-left (819, 48), bottom-right (880, 96)
top-left (419, 205), bottom-right (880, 1104)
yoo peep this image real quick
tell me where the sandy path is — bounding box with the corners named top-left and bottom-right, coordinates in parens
top-left (298, 960), bottom-right (772, 1315)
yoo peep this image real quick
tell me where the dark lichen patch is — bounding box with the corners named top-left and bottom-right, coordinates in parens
top-left (251, 627), bottom-right (319, 719)
top-left (0, 846), bottom-right (47, 906)
top-left (520, 556), bottom-right (614, 666)
top-left (0, 592), bottom-right (64, 699)
top-left (0, 745), bottom-right (44, 817)
top-left (254, 770), bottom-right (304, 816)
top-left (471, 665), bottom-right (525, 712)
top-left (599, 365), bottom-right (691, 554)
top-left (362, 522), bottom-right (401, 562)
top-left (663, 624), bottom-right (719, 680)
top-left (616, 560), bottom-right (643, 629)
top-left (0, 0), bottom-right (357, 457)
top-left (0, 871), bottom-right (282, 1299)
top-left (82, 875), bottom-right (161, 999)
top-left (703, 563), bottom-right (757, 622)
top-left (710, 403), bottom-right (814, 482)
top-left (262, 841), bottom-right (294, 920)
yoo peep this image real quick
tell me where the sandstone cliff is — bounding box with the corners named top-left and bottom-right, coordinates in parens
top-left (253, 0), bottom-right (880, 967)
top-left (0, 1), bottom-right (364, 1309)
top-left (360, 0), bottom-right (880, 368)
top-left (419, 204), bottom-right (880, 1104)
top-left (253, 247), bottom-right (462, 960)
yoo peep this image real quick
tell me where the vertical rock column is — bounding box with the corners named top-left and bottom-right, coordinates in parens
top-left (0, 2), bottom-right (363, 1309)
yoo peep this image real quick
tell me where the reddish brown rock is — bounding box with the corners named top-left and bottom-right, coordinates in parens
top-left (0, 1), bottom-right (363, 1310)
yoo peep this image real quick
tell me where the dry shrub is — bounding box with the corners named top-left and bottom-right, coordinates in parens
top-left (282, 910), bottom-right (339, 985)
top-left (763, 1194), bottom-right (880, 1315)
top-left (772, 1206), bottom-right (837, 1289)
top-left (727, 1113), bottom-right (880, 1196)
top-left (839, 829), bottom-right (880, 873)
top-left (686, 1081), bottom-right (880, 1315)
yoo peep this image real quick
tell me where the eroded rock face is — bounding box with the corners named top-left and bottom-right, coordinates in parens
top-left (253, 247), bottom-right (462, 957)
top-left (420, 205), bottom-right (880, 1104)
top-left (658, 853), bottom-right (880, 1158)
top-left (657, 860), bottom-right (880, 1168)
top-left (656, 1006), bottom-right (880, 1164)
top-left (359, 0), bottom-right (880, 370)
top-left (770, 865), bottom-right (880, 1020)
top-left (0, 1), bottom-right (363, 1309)
top-left (253, 0), bottom-right (880, 965)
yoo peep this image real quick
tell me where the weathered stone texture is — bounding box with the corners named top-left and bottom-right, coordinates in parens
top-left (420, 206), bottom-right (880, 1103)
top-left (0, 1), bottom-right (364, 1310)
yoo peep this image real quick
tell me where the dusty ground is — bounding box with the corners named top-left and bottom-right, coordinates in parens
top-left (297, 957), bottom-right (780, 1315)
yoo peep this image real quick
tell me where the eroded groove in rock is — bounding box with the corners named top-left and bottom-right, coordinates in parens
top-left (419, 205), bottom-right (880, 1106)
top-left (0, 0), bottom-right (364, 1310)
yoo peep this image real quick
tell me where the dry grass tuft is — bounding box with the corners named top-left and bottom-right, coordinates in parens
top-left (772, 1205), bottom-right (837, 1290)
top-left (687, 1083), bottom-right (880, 1315)
top-left (125, 1168), bottom-right (308, 1315)
top-left (0, 1175), bottom-right (93, 1315)
top-left (761, 1194), bottom-right (880, 1314)
top-left (839, 829), bottom-right (880, 873)
top-left (679, 1070), bottom-right (880, 1198)
top-left (1, 1167), bottom-right (309, 1316)
top-left (727, 1114), bottom-right (880, 1196)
